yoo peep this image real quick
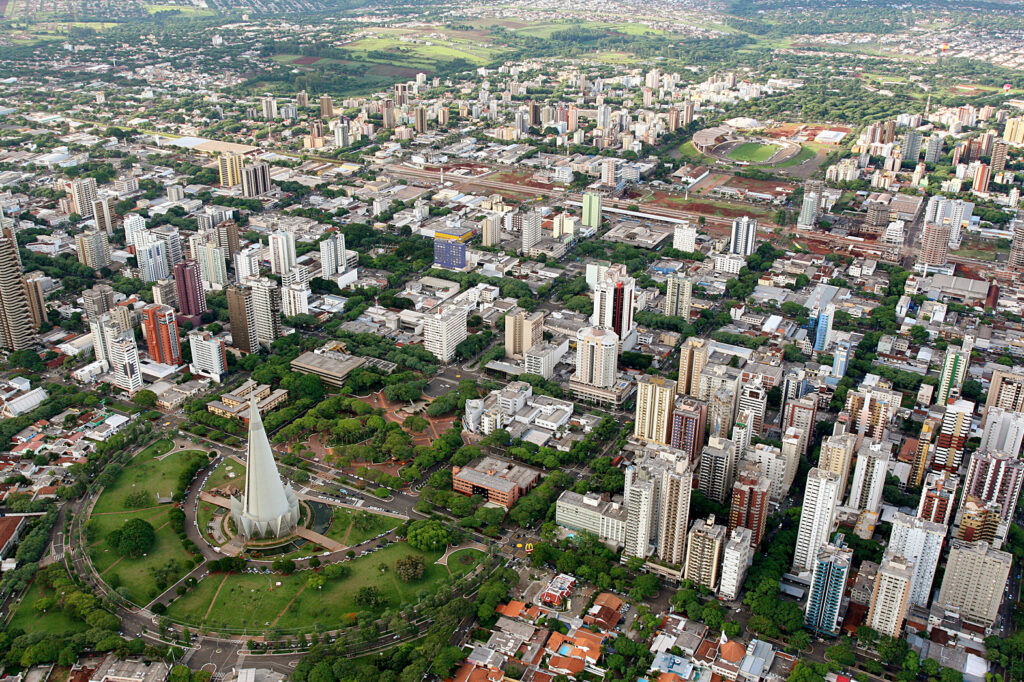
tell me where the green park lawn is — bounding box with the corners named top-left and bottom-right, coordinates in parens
top-left (676, 140), bottom-right (709, 163)
top-left (727, 142), bottom-right (780, 163)
top-left (91, 440), bottom-right (204, 513)
top-left (446, 548), bottom-right (485, 578)
top-left (324, 508), bottom-right (401, 546)
top-left (774, 144), bottom-right (816, 168)
top-left (166, 543), bottom-right (451, 633)
top-left (205, 458), bottom-right (246, 492)
top-left (87, 506), bottom-right (194, 605)
top-left (7, 579), bottom-right (89, 636)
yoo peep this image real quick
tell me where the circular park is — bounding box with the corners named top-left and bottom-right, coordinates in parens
top-left (74, 424), bottom-right (490, 647)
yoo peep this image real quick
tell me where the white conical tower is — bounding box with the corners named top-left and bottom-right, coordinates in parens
top-left (230, 396), bottom-right (300, 539)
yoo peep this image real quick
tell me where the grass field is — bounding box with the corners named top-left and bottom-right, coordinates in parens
top-left (7, 579), bottom-right (89, 636)
top-left (446, 548), bottom-right (484, 578)
top-left (952, 247), bottom-right (996, 261)
top-left (324, 508), bottom-right (401, 546)
top-left (727, 142), bottom-right (780, 163)
top-left (145, 4), bottom-right (215, 15)
top-left (773, 144), bottom-right (816, 168)
top-left (166, 543), bottom-right (451, 632)
top-left (91, 439), bottom-right (194, 514)
top-left (676, 140), bottom-right (709, 163)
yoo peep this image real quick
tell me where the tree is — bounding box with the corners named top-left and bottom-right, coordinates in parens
top-left (395, 555), bottom-right (426, 582)
top-left (405, 519), bottom-right (451, 551)
top-left (272, 558), bottom-right (296, 574)
top-left (107, 517), bottom-right (155, 558)
top-left (354, 586), bottom-right (388, 608)
top-left (133, 390), bottom-right (158, 408)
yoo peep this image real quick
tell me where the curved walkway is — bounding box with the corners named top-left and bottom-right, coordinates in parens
top-left (435, 540), bottom-right (488, 566)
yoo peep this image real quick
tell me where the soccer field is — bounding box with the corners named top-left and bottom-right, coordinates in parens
top-left (727, 142), bottom-right (779, 163)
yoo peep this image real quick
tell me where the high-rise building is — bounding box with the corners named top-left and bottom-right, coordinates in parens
top-left (936, 346), bottom-right (971, 405)
top-left (218, 153), bottom-right (245, 188)
top-left (867, 554), bottom-right (913, 638)
top-left (226, 283), bottom-right (257, 354)
top-left (190, 237), bottom-right (228, 289)
top-left (573, 326), bottom-right (618, 388)
top-left (719, 527), bottom-right (753, 601)
top-left (75, 231), bottom-right (111, 270)
top-left (937, 540), bottom-right (1012, 628)
top-left (634, 375), bottom-right (676, 445)
top-left (250, 277), bottom-right (282, 347)
top-left (804, 534), bottom-right (853, 636)
top-left (1010, 214), bottom-right (1024, 271)
top-left (980, 407), bottom-right (1024, 456)
top-left (433, 236), bottom-right (467, 270)
top-left (68, 177), bottom-right (98, 216)
top-left (956, 496), bottom-right (1000, 545)
top-left (520, 210), bottom-right (541, 253)
top-left (918, 471), bottom-right (958, 526)
top-left (737, 379), bottom-right (768, 436)
top-left (141, 303), bottom-right (181, 366)
top-left (845, 381), bottom-right (902, 440)
top-left (729, 216), bottom-right (757, 257)
top-left (698, 436), bottom-right (737, 504)
top-left (819, 430), bottom-right (857, 496)
top-left (623, 470), bottom-right (656, 560)
top-left (82, 283), bottom-right (115, 321)
top-left (924, 135), bottom-right (943, 164)
top-left (215, 221), bottom-right (241, 260)
top-left (188, 330), bottom-right (228, 382)
top-left (848, 441), bottom-right (891, 514)
top-left (413, 106), bottom-right (427, 133)
top-left (972, 163), bottom-right (991, 194)
top-left (22, 271), bottom-right (46, 331)
top-left (108, 329), bottom-right (143, 392)
top-left (986, 368), bottom-right (1024, 412)
top-left (242, 163), bottom-right (272, 198)
top-left (268, 230), bottom-right (296, 275)
top-left (260, 94), bottom-right (278, 120)
top-left (423, 306), bottom-right (467, 364)
top-left (282, 282), bottom-right (310, 318)
top-left (744, 442), bottom-right (790, 501)
top-left (793, 468), bottom-right (842, 573)
top-left (934, 399), bottom-right (974, 472)
top-left (319, 233), bottom-right (348, 278)
top-left (669, 396), bottom-right (707, 463)
top-left (135, 233), bottom-right (170, 283)
top-left (173, 260), bottom-right (207, 322)
top-left (958, 450), bottom-right (1024, 539)
top-left (505, 310), bottom-right (544, 359)
top-left (657, 456), bottom-right (694, 566)
top-left (0, 236), bottom-right (34, 351)
top-left (123, 214), bottom-right (148, 248)
top-left (677, 337), bottom-right (709, 396)
top-left (708, 387), bottom-right (736, 440)
top-left (813, 303), bottom-right (835, 352)
top-left (581, 192), bottom-right (602, 230)
top-left (319, 94), bottom-right (333, 119)
top-left (889, 512), bottom-right (946, 608)
top-left (910, 417), bottom-right (938, 488)
top-left (684, 516), bottom-right (726, 590)
top-left (664, 273), bottom-right (692, 319)
top-left (673, 222), bottom-right (697, 252)
top-left (782, 394), bottom-right (817, 458)
top-left (730, 461), bottom-right (771, 548)
top-left (482, 214), bottom-right (501, 246)
top-left (91, 197), bottom-right (115, 235)
top-left (150, 279), bottom-right (176, 310)
top-left (917, 220), bottom-right (951, 273)
top-left (591, 263), bottom-right (636, 349)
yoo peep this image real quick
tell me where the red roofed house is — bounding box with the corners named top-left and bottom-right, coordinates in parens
top-left (0, 516), bottom-right (27, 559)
top-left (539, 573), bottom-right (575, 607)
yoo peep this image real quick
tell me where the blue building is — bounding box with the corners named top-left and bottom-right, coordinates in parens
top-left (833, 341), bottom-right (851, 378)
top-left (804, 533), bottom-right (852, 636)
top-left (433, 237), bottom-right (467, 270)
top-left (813, 304), bottom-right (834, 352)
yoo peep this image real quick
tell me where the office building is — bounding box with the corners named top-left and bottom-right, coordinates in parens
top-left (68, 177), bottom-right (98, 216)
top-left (719, 527), bottom-right (753, 601)
top-left (804, 534), bottom-right (853, 636)
top-left (573, 326), bottom-right (618, 388)
top-left (833, 341), bottom-right (851, 378)
top-left (581, 192), bottom-right (602, 229)
top-left (867, 555), bottom-right (913, 638)
top-left (889, 512), bottom-right (946, 608)
top-left (936, 347), bottom-right (970, 405)
top-left (918, 471), bottom-right (958, 526)
top-left (793, 468), bottom-right (842, 573)
top-left (934, 399), bottom-right (974, 472)
top-left (505, 309), bottom-right (544, 360)
top-left (250, 277), bottom-right (282, 347)
top-left (813, 303), bottom-right (835, 352)
top-left (75, 230), bottom-right (111, 270)
top-left (699, 436), bottom-right (737, 505)
top-left (635, 375), bottom-right (676, 445)
top-left (730, 461), bottom-right (771, 548)
top-left (677, 337), bottom-right (709, 396)
top-left (218, 153), bottom-right (245, 188)
top-left (141, 304), bottom-right (181, 366)
top-left (848, 441), bottom-right (891, 514)
top-left (591, 263), bottom-right (636, 349)
top-left (242, 163), bottom-right (272, 198)
top-left (664, 273), bottom-right (692, 319)
top-left (319, 233), bottom-right (348, 278)
top-left (226, 283), bottom-right (257, 354)
top-left (434, 236), bottom-right (467, 270)
top-left (669, 396), bottom-right (707, 463)
top-left (937, 540), bottom-right (1011, 628)
top-left (188, 330), bottom-right (228, 382)
top-left (424, 306), bottom-right (467, 364)
top-left (729, 216), bottom-right (757, 257)
top-left (22, 271), bottom-right (46, 331)
top-left (0, 236), bottom-right (35, 351)
top-left (268, 230), bottom-right (296, 275)
top-left (684, 516), bottom-right (726, 590)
